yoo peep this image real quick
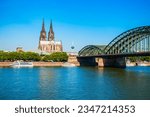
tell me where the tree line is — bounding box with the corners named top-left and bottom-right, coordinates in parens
top-left (0, 51), bottom-right (68, 62)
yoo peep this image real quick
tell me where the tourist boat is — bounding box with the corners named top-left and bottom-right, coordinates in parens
top-left (126, 63), bottom-right (135, 66)
top-left (10, 61), bottom-right (33, 67)
top-left (61, 62), bottom-right (76, 67)
top-left (126, 61), bottom-right (135, 66)
top-left (137, 63), bottom-right (148, 66)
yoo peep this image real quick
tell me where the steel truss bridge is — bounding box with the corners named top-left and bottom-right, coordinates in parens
top-left (77, 26), bottom-right (150, 68)
top-left (78, 26), bottom-right (150, 57)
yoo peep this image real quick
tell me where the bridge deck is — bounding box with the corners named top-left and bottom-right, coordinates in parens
top-left (78, 51), bottom-right (150, 58)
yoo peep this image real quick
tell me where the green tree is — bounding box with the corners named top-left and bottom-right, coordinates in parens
top-left (0, 51), bottom-right (69, 62)
top-left (50, 52), bottom-right (68, 62)
top-left (42, 52), bottom-right (68, 62)
top-left (0, 51), bottom-right (41, 61)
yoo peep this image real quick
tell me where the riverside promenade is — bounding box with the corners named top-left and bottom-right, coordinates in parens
top-left (0, 62), bottom-right (63, 67)
top-left (0, 62), bottom-right (80, 67)
top-left (0, 62), bottom-right (150, 67)
top-left (0, 62), bottom-right (64, 67)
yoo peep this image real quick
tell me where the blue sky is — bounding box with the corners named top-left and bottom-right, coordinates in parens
top-left (0, 0), bottom-right (150, 52)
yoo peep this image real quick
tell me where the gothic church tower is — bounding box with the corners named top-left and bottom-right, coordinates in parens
top-left (38, 19), bottom-right (63, 53)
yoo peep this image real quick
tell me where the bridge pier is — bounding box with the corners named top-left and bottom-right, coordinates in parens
top-left (77, 57), bottom-right (126, 68)
top-left (98, 57), bottom-right (126, 68)
top-left (77, 57), bottom-right (98, 66)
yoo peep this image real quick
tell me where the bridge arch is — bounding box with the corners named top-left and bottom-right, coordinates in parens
top-left (104, 26), bottom-right (150, 54)
top-left (78, 45), bottom-right (104, 56)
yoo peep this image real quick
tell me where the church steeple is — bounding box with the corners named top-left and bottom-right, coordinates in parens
top-left (50, 20), bottom-right (54, 33)
top-left (48, 20), bottom-right (54, 41)
top-left (39, 19), bottom-right (46, 41)
top-left (42, 19), bottom-right (45, 32)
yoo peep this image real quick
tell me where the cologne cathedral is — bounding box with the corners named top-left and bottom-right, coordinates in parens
top-left (38, 20), bottom-right (63, 53)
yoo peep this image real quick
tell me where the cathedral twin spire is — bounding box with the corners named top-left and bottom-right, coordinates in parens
top-left (38, 19), bottom-right (63, 52)
top-left (48, 20), bottom-right (54, 41)
top-left (40, 19), bottom-right (54, 41)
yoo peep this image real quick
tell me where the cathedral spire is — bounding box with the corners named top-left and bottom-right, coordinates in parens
top-left (39, 19), bottom-right (46, 41)
top-left (48, 20), bottom-right (54, 41)
top-left (50, 20), bottom-right (53, 33)
top-left (42, 19), bottom-right (45, 32)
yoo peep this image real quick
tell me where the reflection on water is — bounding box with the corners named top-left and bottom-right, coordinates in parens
top-left (0, 66), bottom-right (150, 100)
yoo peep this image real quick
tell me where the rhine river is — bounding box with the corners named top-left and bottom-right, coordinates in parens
top-left (0, 66), bottom-right (150, 100)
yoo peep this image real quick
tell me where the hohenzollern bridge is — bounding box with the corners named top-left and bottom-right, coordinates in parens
top-left (77, 26), bottom-right (150, 67)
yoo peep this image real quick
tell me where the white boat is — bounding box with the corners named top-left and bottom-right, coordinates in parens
top-left (126, 63), bottom-right (135, 66)
top-left (126, 64), bottom-right (135, 66)
top-left (137, 63), bottom-right (148, 66)
top-left (126, 61), bottom-right (136, 66)
top-left (10, 61), bottom-right (33, 67)
top-left (62, 62), bottom-right (76, 67)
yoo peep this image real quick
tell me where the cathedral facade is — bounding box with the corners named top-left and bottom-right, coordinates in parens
top-left (38, 20), bottom-right (63, 53)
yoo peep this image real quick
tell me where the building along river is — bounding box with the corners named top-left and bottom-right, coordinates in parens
top-left (0, 66), bottom-right (150, 100)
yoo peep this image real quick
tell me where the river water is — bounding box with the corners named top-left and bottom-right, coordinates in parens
top-left (0, 66), bottom-right (150, 100)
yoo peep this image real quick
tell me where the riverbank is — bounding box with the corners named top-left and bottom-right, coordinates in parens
top-left (0, 62), bottom-right (80, 67)
top-left (126, 62), bottom-right (150, 66)
top-left (33, 62), bottom-right (63, 67)
top-left (0, 62), bottom-right (149, 67)
top-left (0, 62), bottom-right (13, 67)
